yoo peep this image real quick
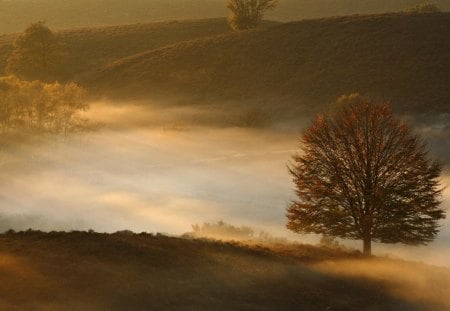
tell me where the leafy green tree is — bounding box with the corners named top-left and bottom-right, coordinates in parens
top-left (6, 21), bottom-right (66, 82)
top-left (227, 0), bottom-right (278, 30)
top-left (287, 98), bottom-right (444, 256)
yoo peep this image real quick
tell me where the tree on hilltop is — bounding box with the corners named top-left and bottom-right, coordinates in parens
top-left (6, 21), bottom-right (66, 82)
top-left (227, 0), bottom-right (278, 30)
top-left (287, 96), bottom-right (444, 256)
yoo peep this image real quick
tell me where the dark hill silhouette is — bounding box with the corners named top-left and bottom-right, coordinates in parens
top-left (0, 231), bottom-right (448, 310)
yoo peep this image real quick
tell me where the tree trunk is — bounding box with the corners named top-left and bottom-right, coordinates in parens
top-left (363, 235), bottom-right (372, 256)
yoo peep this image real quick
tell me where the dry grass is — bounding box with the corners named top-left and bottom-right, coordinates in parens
top-left (0, 231), bottom-right (447, 310)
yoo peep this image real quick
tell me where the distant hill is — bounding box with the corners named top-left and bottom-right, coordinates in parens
top-left (1, 13), bottom-right (449, 114)
top-left (0, 18), bottom-right (235, 81)
top-left (90, 13), bottom-right (450, 113)
top-left (1, 0), bottom-right (449, 34)
top-left (0, 231), bottom-right (448, 310)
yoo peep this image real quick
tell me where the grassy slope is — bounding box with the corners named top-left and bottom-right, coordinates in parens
top-left (90, 13), bottom-right (450, 113)
top-left (1, 0), bottom-right (450, 34)
top-left (0, 18), bottom-right (235, 81)
top-left (1, 231), bottom-right (448, 310)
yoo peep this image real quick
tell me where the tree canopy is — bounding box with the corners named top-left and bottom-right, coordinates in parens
top-left (6, 21), bottom-right (66, 82)
top-left (287, 96), bottom-right (444, 256)
top-left (227, 0), bottom-right (278, 30)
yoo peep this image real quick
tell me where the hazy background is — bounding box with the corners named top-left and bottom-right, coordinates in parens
top-left (0, 101), bottom-right (448, 267)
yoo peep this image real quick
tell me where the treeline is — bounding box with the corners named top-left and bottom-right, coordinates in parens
top-left (0, 76), bottom-right (87, 135)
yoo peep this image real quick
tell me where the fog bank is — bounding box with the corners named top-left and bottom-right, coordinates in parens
top-left (0, 101), bottom-right (448, 267)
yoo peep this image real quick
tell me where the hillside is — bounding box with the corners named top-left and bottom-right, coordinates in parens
top-left (1, 0), bottom-right (450, 34)
top-left (90, 12), bottom-right (450, 114)
top-left (0, 18), bottom-right (236, 81)
top-left (0, 231), bottom-right (449, 310)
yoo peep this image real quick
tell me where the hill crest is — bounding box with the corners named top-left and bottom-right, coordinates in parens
top-left (90, 12), bottom-right (450, 114)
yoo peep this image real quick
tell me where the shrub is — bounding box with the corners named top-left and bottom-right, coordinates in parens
top-left (406, 1), bottom-right (441, 13)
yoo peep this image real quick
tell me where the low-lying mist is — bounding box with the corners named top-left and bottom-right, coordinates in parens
top-left (0, 101), bottom-right (300, 233)
top-left (0, 100), bottom-right (448, 267)
top-left (313, 258), bottom-right (450, 310)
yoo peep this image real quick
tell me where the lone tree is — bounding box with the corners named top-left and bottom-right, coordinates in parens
top-left (287, 97), bottom-right (444, 256)
top-left (227, 0), bottom-right (278, 30)
top-left (6, 21), bottom-right (65, 82)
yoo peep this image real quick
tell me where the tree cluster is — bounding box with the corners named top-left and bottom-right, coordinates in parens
top-left (0, 75), bottom-right (87, 135)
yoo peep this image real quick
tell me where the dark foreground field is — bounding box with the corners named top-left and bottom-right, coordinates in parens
top-left (0, 231), bottom-right (448, 310)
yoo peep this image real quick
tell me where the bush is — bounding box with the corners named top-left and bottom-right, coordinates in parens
top-left (406, 1), bottom-right (441, 13)
top-left (319, 235), bottom-right (341, 249)
top-left (227, 0), bottom-right (278, 30)
top-left (189, 221), bottom-right (254, 240)
top-left (187, 221), bottom-right (289, 244)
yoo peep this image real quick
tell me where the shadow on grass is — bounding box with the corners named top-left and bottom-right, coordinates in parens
top-left (0, 231), bottom-right (438, 310)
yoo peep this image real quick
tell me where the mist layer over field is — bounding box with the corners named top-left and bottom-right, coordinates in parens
top-left (0, 101), bottom-right (448, 267)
